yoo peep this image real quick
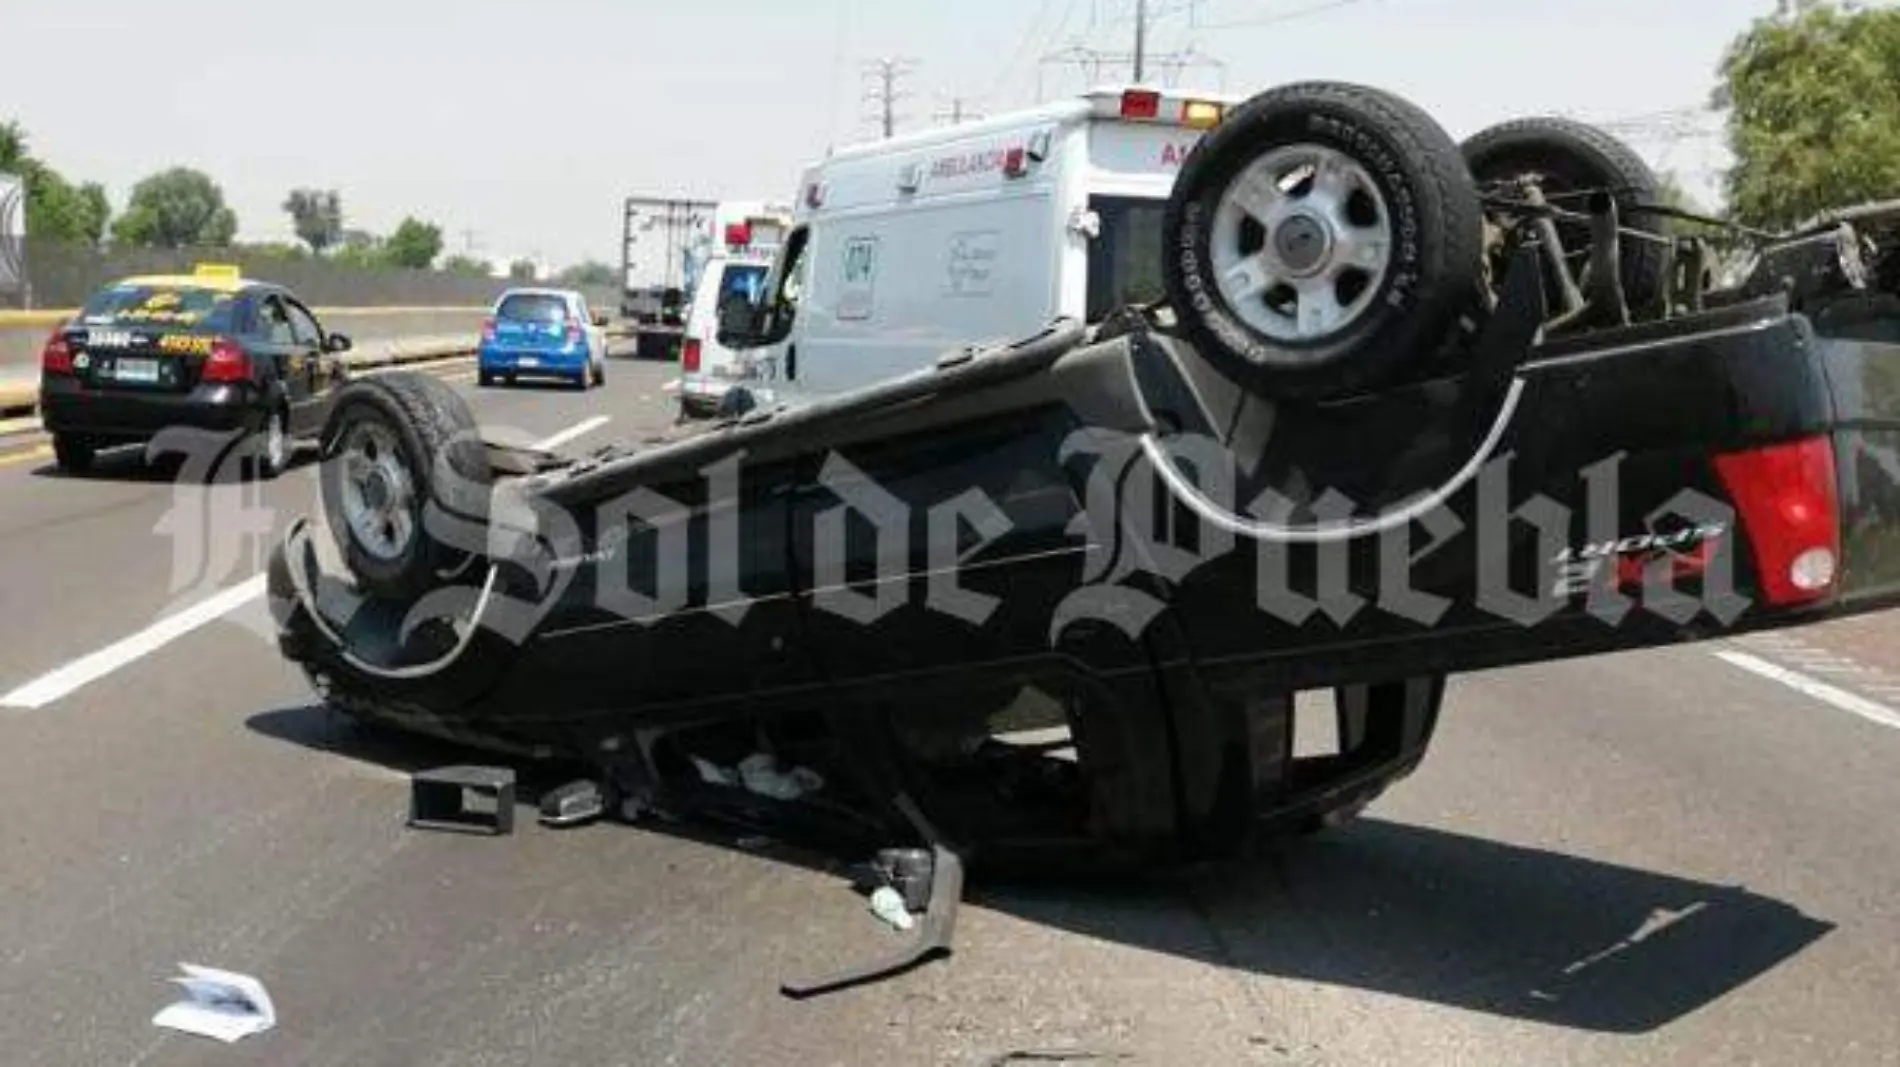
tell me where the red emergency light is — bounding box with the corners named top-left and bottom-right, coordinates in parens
top-left (1121, 88), bottom-right (1163, 120)
top-left (725, 222), bottom-right (752, 247)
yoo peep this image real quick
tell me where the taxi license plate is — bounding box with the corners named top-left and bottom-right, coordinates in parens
top-left (517, 356), bottom-right (539, 367)
top-left (115, 358), bottom-right (160, 383)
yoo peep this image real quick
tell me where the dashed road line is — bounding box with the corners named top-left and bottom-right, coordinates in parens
top-left (0, 416), bottom-right (609, 711)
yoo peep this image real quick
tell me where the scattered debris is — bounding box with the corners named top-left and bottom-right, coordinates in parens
top-left (689, 751), bottom-right (825, 800)
top-left (151, 963), bottom-right (276, 1044)
top-left (781, 794), bottom-right (966, 1000)
top-left (869, 886), bottom-right (915, 931)
top-left (409, 765), bottom-right (516, 836)
top-left (868, 847), bottom-right (935, 912)
top-left (691, 757), bottom-right (739, 787)
top-left (737, 752), bottom-right (824, 800)
top-left (538, 779), bottom-right (609, 828)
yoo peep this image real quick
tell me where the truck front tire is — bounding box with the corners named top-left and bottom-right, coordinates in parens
top-left (317, 372), bottom-right (493, 602)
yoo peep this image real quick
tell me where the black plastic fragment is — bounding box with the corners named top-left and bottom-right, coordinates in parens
top-left (409, 765), bottom-right (516, 836)
top-left (780, 794), bottom-right (966, 1000)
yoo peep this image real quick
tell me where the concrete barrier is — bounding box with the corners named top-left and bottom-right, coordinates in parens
top-left (0, 307), bottom-right (488, 376)
top-left (0, 333), bottom-right (477, 423)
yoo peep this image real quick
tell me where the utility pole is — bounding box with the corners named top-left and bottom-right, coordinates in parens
top-left (934, 97), bottom-right (984, 125)
top-left (862, 58), bottom-right (919, 139)
top-left (1133, 0), bottom-right (1148, 83)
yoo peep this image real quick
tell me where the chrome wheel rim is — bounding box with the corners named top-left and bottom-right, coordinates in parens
top-left (1210, 143), bottom-right (1395, 348)
top-left (337, 422), bottom-right (417, 561)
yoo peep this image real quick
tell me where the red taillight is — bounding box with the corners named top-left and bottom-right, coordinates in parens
top-left (682, 337), bottom-right (702, 373)
top-left (1121, 88), bottom-right (1163, 120)
top-left (1713, 435), bottom-right (1841, 607)
top-left (41, 326), bottom-right (74, 376)
top-left (202, 337), bottom-right (252, 383)
top-left (1003, 146), bottom-right (1028, 177)
top-left (481, 317), bottom-right (497, 343)
top-left (565, 317), bottom-right (583, 345)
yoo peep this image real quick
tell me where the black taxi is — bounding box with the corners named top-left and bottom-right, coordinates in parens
top-left (38, 264), bottom-right (354, 476)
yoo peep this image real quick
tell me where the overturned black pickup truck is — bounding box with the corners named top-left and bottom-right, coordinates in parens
top-left (269, 81), bottom-right (1900, 987)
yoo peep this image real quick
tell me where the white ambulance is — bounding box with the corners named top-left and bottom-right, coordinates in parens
top-left (674, 204), bottom-right (792, 417)
top-left (717, 85), bottom-right (1239, 405)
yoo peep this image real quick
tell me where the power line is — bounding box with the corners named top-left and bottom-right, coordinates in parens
top-left (1191, 0), bottom-right (1377, 30)
top-left (1037, 41), bottom-right (1226, 98)
top-left (862, 57), bottom-right (920, 139)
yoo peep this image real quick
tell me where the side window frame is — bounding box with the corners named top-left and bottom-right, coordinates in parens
top-left (757, 225), bottom-right (810, 344)
top-left (282, 296), bottom-right (325, 348)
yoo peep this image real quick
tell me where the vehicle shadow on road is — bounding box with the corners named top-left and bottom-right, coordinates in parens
top-left (28, 443), bottom-right (319, 484)
top-left (246, 705), bottom-right (596, 797)
top-left (25, 446), bottom-right (188, 483)
top-left (977, 820), bottom-right (1834, 1036)
top-left (243, 704), bottom-right (1832, 1036)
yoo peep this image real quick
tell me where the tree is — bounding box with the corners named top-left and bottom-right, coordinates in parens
top-left (0, 120), bottom-right (112, 246)
top-left (555, 259), bottom-right (616, 287)
top-left (112, 167), bottom-right (238, 248)
top-left (508, 258), bottom-right (538, 281)
top-left (381, 216), bottom-right (443, 269)
top-left (241, 241), bottom-right (309, 261)
top-left (441, 254), bottom-right (492, 277)
top-left (282, 188), bottom-right (343, 255)
top-left (1714, 0), bottom-right (1900, 229)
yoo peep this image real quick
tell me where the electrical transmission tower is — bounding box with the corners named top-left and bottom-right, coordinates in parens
top-left (862, 58), bottom-right (920, 139)
top-left (934, 97), bottom-right (985, 125)
top-left (1035, 0), bottom-right (1223, 100)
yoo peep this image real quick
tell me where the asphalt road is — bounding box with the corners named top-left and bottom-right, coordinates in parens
top-left (2, 353), bottom-right (1899, 1067)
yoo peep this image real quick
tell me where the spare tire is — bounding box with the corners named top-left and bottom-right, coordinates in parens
top-left (317, 372), bottom-right (492, 602)
top-left (1460, 116), bottom-right (1670, 319)
top-left (1164, 81), bottom-right (1484, 401)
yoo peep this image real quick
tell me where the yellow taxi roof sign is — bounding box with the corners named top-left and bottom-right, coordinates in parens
top-left (192, 263), bottom-right (243, 282)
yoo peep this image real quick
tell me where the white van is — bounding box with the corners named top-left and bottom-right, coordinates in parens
top-left (675, 208), bottom-right (790, 417)
top-left (721, 85), bottom-right (1240, 404)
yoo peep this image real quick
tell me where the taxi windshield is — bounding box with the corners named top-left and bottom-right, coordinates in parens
top-left (80, 284), bottom-right (240, 333)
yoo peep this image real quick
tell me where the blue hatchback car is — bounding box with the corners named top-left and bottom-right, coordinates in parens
top-left (477, 288), bottom-right (607, 390)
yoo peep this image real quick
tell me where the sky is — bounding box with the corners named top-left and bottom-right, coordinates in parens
top-left (0, 0), bottom-right (1771, 270)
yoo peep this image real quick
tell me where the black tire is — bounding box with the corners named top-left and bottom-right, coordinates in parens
top-left (52, 433), bottom-right (95, 474)
top-left (317, 371), bottom-right (492, 602)
top-left (1163, 81), bottom-right (1484, 401)
top-left (478, 369), bottom-right (496, 388)
top-left (1461, 116), bottom-right (1670, 319)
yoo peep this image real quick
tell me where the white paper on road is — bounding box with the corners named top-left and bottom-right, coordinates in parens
top-left (151, 963), bottom-right (277, 1044)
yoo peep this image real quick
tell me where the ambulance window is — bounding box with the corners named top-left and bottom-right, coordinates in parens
top-left (1085, 196), bottom-right (1168, 322)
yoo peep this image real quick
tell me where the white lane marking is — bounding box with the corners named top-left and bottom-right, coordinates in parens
top-left (534, 415), bottom-right (609, 451)
top-left (1, 575), bottom-right (269, 709)
top-left (1714, 650), bottom-right (1900, 732)
top-left (2, 420), bottom-right (604, 710)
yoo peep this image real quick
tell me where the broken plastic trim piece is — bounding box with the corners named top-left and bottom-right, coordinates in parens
top-left (780, 794), bottom-right (966, 999)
